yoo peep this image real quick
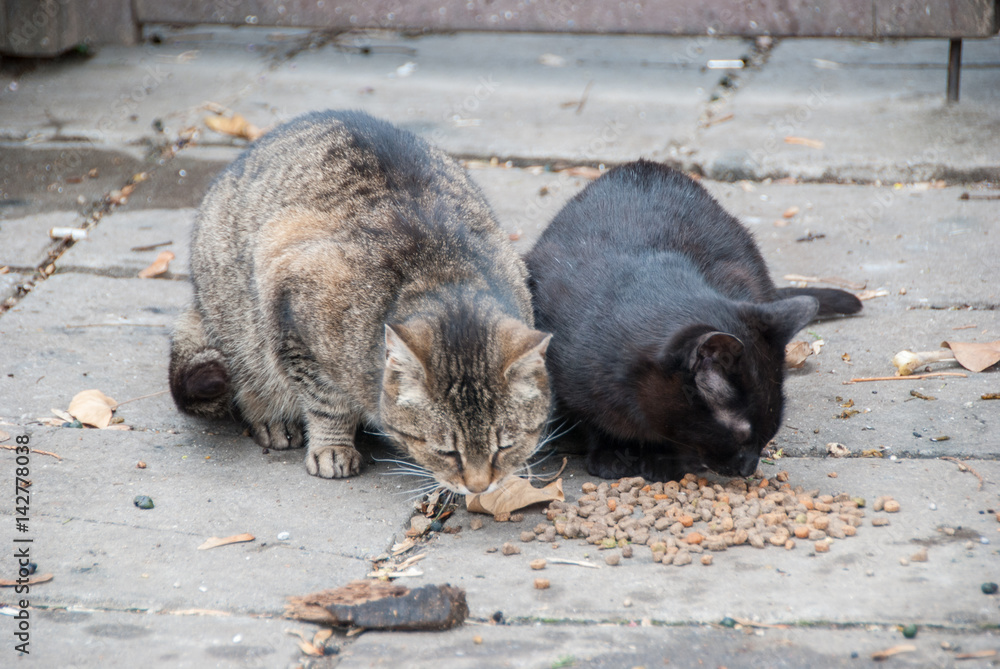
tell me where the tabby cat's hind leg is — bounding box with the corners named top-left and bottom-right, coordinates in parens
top-left (169, 305), bottom-right (232, 418)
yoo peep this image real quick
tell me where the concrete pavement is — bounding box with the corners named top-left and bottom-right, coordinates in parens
top-left (1, 27), bottom-right (999, 668)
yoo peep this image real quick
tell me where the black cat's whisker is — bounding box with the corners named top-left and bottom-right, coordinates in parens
top-left (534, 419), bottom-right (577, 452)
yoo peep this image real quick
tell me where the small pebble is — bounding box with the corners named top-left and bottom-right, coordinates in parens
top-left (136, 461), bottom-right (147, 469)
top-left (827, 472), bottom-right (838, 478)
top-left (533, 578), bottom-right (550, 590)
top-left (902, 624), bottom-right (918, 639)
top-left (910, 547), bottom-right (928, 562)
top-left (928, 503), bottom-right (937, 510)
top-left (529, 558), bottom-right (547, 570)
top-left (133, 495), bottom-right (154, 510)
top-left (277, 532), bottom-right (291, 541)
top-left (605, 552), bottom-right (621, 566)
top-left (982, 582), bottom-right (998, 595)
top-left (623, 598), bottom-right (632, 607)
top-left (720, 616), bottom-right (737, 628)
top-left (899, 557), bottom-right (910, 566)
top-left (501, 542), bottom-right (521, 556)
top-left (473, 635), bottom-right (483, 644)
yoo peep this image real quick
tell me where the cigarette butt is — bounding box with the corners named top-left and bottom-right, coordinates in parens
top-left (49, 227), bottom-right (88, 241)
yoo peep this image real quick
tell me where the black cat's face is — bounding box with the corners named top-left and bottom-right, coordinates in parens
top-left (637, 297), bottom-right (819, 479)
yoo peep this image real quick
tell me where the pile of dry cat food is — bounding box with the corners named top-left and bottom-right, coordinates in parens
top-left (530, 472), bottom-right (898, 566)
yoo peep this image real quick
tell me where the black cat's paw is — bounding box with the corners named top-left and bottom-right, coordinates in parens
top-left (586, 444), bottom-right (641, 480)
top-left (638, 452), bottom-right (685, 483)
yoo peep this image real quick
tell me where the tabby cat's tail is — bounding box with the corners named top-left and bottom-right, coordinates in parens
top-left (169, 306), bottom-right (232, 417)
top-left (776, 287), bottom-right (863, 318)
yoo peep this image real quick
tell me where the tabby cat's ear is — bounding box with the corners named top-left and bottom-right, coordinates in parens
top-left (501, 324), bottom-right (552, 378)
top-left (385, 323), bottom-right (430, 405)
top-left (758, 296), bottom-right (819, 345)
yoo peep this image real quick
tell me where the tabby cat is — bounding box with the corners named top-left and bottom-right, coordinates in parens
top-left (169, 110), bottom-right (552, 493)
top-left (526, 160), bottom-right (861, 482)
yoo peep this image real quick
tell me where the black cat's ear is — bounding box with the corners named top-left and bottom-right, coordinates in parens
top-left (757, 296), bottom-right (819, 345)
top-left (693, 331), bottom-right (744, 371)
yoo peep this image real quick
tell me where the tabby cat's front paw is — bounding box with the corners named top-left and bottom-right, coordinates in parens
top-left (305, 444), bottom-right (362, 478)
top-left (250, 421), bottom-right (304, 450)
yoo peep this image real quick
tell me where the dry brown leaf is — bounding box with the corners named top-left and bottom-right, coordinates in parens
top-left (856, 289), bottom-right (889, 301)
top-left (871, 644), bottom-right (915, 661)
top-left (466, 476), bottom-right (564, 515)
top-left (138, 250), bottom-right (175, 279)
top-left (956, 650), bottom-right (997, 660)
top-left (197, 533), bottom-right (255, 550)
top-left (50, 408), bottom-right (74, 422)
top-left (561, 166), bottom-right (602, 180)
top-left (297, 641), bottom-right (324, 656)
top-left (68, 389), bottom-right (117, 428)
top-left (941, 340), bottom-right (1000, 373)
top-left (0, 573), bottom-right (53, 587)
top-left (204, 113), bottom-right (264, 141)
top-left (165, 608), bottom-right (232, 617)
top-left (784, 136), bottom-right (825, 149)
top-left (785, 340), bottom-right (813, 369)
top-left (313, 628), bottom-right (334, 647)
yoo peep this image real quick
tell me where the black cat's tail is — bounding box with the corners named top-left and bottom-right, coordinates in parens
top-left (776, 287), bottom-right (862, 318)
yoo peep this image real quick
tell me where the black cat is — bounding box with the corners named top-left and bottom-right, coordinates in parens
top-left (526, 160), bottom-right (861, 481)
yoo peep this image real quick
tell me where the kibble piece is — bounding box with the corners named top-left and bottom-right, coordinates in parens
top-left (530, 558), bottom-right (547, 570)
top-left (871, 517), bottom-right (890, 527)
top-left (842, 525), bottom-right (856, 537)
top-left (883, 500), bottom-right (901, 513)
top-left (793, 525), bottom-right (810, 539)
top-left (501, 542), bottom-right (521, 556)
top-left (470, 517), bottom-right (484, 531)
top-left (543, 527), bottom-right (557, 542)
top-left (520, 531), bottom-right (536, 543)
top-left (605, 552), bottom-right (621, 566)
top-left (784, 539), bottom-right (795, 550)
top-left (700, 554), bottom-right (713, 566)
top-left (679, 515), bottom-right (694, 528)
top-left (581, 482), bottom-right (598, 493)
top-left (749, 532), bottom-right (765, 549)
top-left (812, 515), bottom-right (830, 531)
top-left (808, 529), bottom-right (827, 541)
top-left (621, 544), bottom-right (633, 559)
top-left (673, 551), bottom-right (693, 566)
top-left (814, 541), bottom-right (830, 553)
top-left (534, 578), bottom-right (550, 590)
top-left (899, 557), bottom-right (909, 566)
top-left (495, 511), bottom-right (511, 522)
top-left (873, 496), bottom-right (887, 512)
top-left (685, 532), bottom-right (704, 545)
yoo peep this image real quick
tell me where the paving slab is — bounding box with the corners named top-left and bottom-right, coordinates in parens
top-left (702, 181), bottom-right (1000, 308)
top-left (0, 211), bottom-right (77, 269)
top-left (20, 608), bottom-right (310, 669)
top-left (696, 38), bottom-right (1000, 182)
top-left (1, 428), bottom-right (406, 616)
top-left (340, 625), bottom-right (1000, 669)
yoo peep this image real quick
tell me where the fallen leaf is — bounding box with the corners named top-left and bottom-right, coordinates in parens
top-left (561, 166), bottom-right (602, 180)
top-left (861, 449), bottom-right (885, 458)
top-left (313, 628), bottom-right (333, 648)
top-left (0, 573), bottom-right (53, 587)
top-left (872, 644), bottom-right (915, 661)
top-left (51, 408), bottom-right (75, 422)
top-left (782, 206), bottom-right (800, 218)
top-left (297, 641), bottom-right (323, 656)
top-left (941, 340), bottom-right (1000, 373)
top-left (827, 442), bottom-right (851, 458)
top-left (956, 650), bottom-right (997, 660)
top-left (197, 532), bottom-right (255, 550)
top-left (812, 340), bottom-right (825, 356)
top-left (466, 476), bottom-right (564, 516)
top-left (784, 136), bottom-right (824, 149)
top-left (785, 340), bottom-right (812, 369)
top-left (783, 275), bottom-right (866, 290)
top-left (841, 352), bottom-right (851, 363)
top-left (138, 250), bottom-right (175, 279)
top-left (68, 389), bottom-right (117, 428)
top-left (856, 289), bottom-right (889, 301)
top-left (204, 113), bottom-right (264, 141)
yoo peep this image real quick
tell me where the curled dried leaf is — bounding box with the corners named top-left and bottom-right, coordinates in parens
top-left (941, 340), bottom-right (1000, 373)
top-left (204, 113), bottom-right (264, 141)
top-left (68, 389), bottom-right (117, 428)
top-left (785, 340), bottom-right (812, 369)
top-left (138, 251), bottom-right (175, 279)
top-left (466, 476), bottom-right (564, 516)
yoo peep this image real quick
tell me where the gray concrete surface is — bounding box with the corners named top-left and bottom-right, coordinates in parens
top-left (1, 26), bottom-right (998, 669)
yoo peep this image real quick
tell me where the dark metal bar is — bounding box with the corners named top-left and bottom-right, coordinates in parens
top-left (947, 38), bottom-right (963, 103)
